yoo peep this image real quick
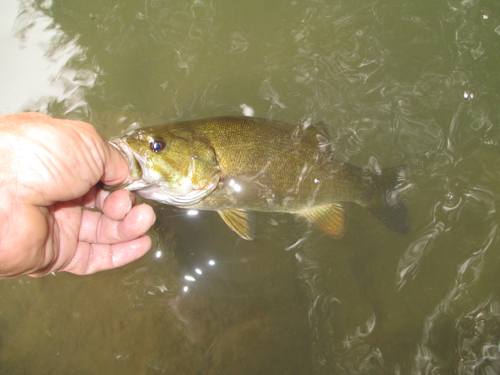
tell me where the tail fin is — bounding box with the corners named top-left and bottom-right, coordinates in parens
top-left (366, 165), bottom-right (409, 234)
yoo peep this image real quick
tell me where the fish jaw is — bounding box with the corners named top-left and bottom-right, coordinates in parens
top-left (133, 180), bottom-right (219, 206)
top-left (108, 139), bottom-right (220, 206)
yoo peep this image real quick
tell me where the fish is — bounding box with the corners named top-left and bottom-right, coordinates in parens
top-left (108, 116), bottom-right (408, 240)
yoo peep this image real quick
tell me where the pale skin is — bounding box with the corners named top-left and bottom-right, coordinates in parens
top-left (0, 112), bottom-right (156, 278)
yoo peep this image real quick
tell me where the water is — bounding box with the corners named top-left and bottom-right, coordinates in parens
top-left (1, 0), bottom-right (500, 373)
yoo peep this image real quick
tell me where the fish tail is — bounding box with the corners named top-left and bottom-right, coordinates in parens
top-left (366, 165), bottom-right (409, 234)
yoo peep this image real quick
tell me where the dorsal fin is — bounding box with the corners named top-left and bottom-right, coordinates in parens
top-left (296, 203), bottom-right (346, 238)
top-left (217, 209), bottom-right (256, 240)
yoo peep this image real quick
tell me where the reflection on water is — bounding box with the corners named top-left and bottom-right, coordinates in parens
top-left (1, 0), bottom-right (500, 373)
top-left (0, 0), bottom-right (94, 113)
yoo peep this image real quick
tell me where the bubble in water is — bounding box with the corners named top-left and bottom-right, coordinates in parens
top-left (463, 91), bottom-right (475, 100)
top-left (240, 103), bottom-right (255, 117)
top-left (115, 352), bottom-right (130, 360)
top-left (483, 137), bottom-right (496, 146)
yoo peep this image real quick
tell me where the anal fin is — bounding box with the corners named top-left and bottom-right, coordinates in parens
top-left (218, 209), bottom-right (256, 240)
top-left (296, 203), bottom-right (346, 238)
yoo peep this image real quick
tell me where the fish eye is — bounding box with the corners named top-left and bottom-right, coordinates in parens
top-left (149, 138), bottom-right (166, 153)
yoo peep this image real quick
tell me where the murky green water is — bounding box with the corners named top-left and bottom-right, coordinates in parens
top-left (1, 0), bottom-right (500, 373)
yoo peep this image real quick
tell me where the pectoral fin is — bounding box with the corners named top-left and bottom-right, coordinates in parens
top-left (296, 203), bottom-right (346, 238)
top-left (218, 209), bottom-right (256, 240)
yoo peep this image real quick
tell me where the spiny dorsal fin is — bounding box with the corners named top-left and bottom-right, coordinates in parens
top-left (218, 209), bottom-right (256, 240)
top-left (296, 203), bottom-right (346, 238)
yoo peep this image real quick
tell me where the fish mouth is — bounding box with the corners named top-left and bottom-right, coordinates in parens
top-left (108, 139), bottom-right (147, 191)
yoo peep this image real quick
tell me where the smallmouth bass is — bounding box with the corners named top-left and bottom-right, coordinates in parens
top-left (109, 116), bottom-right (408, 240)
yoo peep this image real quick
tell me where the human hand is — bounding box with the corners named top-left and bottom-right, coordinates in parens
top-left (0, 112), bottom-right (156, 278)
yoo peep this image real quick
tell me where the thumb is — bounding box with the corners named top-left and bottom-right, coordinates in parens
top-left (100, 141), bottom-right (130, 186)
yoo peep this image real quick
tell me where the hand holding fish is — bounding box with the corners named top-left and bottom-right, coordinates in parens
top-left (0, 113), bottom-right (156, 278)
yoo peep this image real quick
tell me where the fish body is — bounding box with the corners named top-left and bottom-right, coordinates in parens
top-left (110, 116), bottom-right (408, 240)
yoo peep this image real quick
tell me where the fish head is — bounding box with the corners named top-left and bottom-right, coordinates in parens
top-left (109, 127), bottom-right (220, 206)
